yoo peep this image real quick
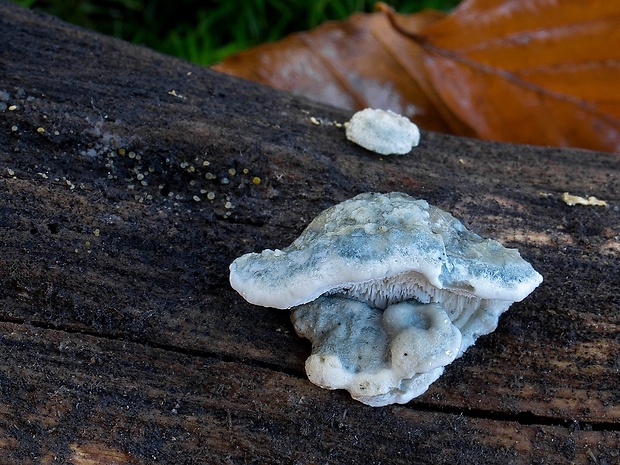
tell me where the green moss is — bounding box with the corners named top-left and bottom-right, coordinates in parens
top-left (11, 0), bottom-right (461, 65)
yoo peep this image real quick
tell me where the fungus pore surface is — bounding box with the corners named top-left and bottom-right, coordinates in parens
top-left (229, 192), bottom-right (543, 406)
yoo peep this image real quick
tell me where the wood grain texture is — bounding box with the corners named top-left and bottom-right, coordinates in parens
top-left (0, 322), bottom-right (618, 465)
top-left (0, 2), bottom-right (618, 464)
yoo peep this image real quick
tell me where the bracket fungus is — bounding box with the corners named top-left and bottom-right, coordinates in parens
top-left (291, 297), bottom-right (462, 406)
top-left (229, 192), bottom-right (543, 406)
top-left (345, 108), bottom-right (420, 155)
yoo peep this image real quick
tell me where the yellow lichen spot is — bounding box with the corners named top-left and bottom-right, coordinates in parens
top-left (252, 176), bottom-right (261, 185)
top-left (203, 160), bottom-right (210, 167)
top-left (94, 229), bottom-right (101, 237)
top-left (562, 192), bottom-right (608, 207)
top-left (243, 168), bottom-right (249, 174)
top-left (189, 165), bottom-right (195, 172)
top-left (37, 127), bottom-right (45, 133)
top-left (118, 148), bottom-right (126, 156)
top-left (85, 241), bottom-right (91, 248)
top-left (228, 168), bottom-right (236, 176)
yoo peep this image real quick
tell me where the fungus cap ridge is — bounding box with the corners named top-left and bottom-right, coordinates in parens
top-left (229, 192), bottom-right (543, 310)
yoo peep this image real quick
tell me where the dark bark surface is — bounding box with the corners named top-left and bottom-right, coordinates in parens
top-left (0, 2), bottom-right (618, 464)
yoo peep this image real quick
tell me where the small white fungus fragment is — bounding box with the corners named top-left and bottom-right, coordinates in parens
top-left (345, 108), bottom-right (420, 155)
top-left (168, 89), bottom-right (184, 99)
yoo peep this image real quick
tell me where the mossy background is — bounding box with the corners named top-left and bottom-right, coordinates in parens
top-left (11, 0), bottom-right (460, 65)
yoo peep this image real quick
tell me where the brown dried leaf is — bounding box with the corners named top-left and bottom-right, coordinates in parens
top-left (214, 1), bottom-right (620, 152)
top-left (213, 10), bottom-right (454, 133)
top-left (410, 0), bottom-right (620, 152)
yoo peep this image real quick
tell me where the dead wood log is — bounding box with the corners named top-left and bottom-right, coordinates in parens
top-left (0, 2), bottom-right (618, 464)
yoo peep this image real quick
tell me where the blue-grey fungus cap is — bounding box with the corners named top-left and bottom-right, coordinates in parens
top-left (292, 297), bottom-right (462, 406)
top-left (229, 192), bottom-right (542, 312)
